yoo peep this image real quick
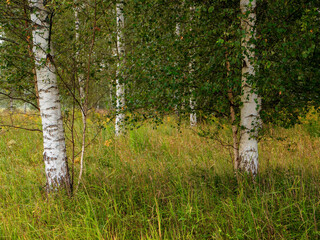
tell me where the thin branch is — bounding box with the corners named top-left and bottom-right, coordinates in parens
top-left (0, 91), bottom-right (39, 110)
top-left (0, 124), bottom-right (41, 132)
top-left (0, 36), bottom-right (19, 45)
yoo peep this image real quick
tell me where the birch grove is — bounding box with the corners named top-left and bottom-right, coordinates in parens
top-left (0, 0), bottom-right (318, 199)
top-left (30, 0), bottom-right (71, 192)
top-left (238, 0), bottom-right (261, 176)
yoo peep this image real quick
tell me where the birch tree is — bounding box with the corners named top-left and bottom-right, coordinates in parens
top-left (115, 0), bottom-right (125, 136)
top-left (30, 0), bottom-right (71, 192)
top-left (238, 0), bottom-right (261, 176)
top-left (189, 5), bottom-right (196, 127)
top-left (174, 10), bottom-right (180, 116)
top-left (74, 0), bottom-right (86, 192)
top-left (74, 1), bottom-right (85, 119)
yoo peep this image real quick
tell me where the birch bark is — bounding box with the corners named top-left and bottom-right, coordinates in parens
top-left (189, 6), bottom-right (196, 127)
top-left (30, 0), bottom-right (71, 192)
top-left (174, 12), bottom-right (180, 116)
top-left (74, 1), bottom-right (86, 191)
top-left (74, 2), bottom-right (85, 115)
top-left (239, 0), bottom-right (261, 176)
top-left (189, 65), bottom-right (197, 127)
top-left (115, 0), bottom-right (125, 136)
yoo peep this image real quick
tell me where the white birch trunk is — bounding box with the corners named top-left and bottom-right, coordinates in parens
top-left (239, 0), bottom-right (261, 176)
top-left (10, 95), bottom-right (13, 112)
top-left (74, 2), bottom-right (85, 191)
top-left (189, 6), bottom-right (196, 127)
top-left (30, 0), bottom-right (71, 192)
top-left (115, 0), bottom-right (125, 136)
top-left (189, 101), bottom-right (197, 126)
top-left (74, 3), bottom-right (85, 119)
top-left (74, 7), bottom-right (80, 51)
top-left (174, 21), bottom-right (180, 115)
top-left (24, 89), bottom-right (27, 113)
top-left (189, 62), bottom-right (197, 127)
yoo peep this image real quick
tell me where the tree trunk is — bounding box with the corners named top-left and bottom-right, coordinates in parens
top-left (115, 0), bottom-right (125, 136)
top-left (30, 0), bottom-right (71, 192)
top-left (189, 6), bottom-right (197, 127)
top-left (74, 2), bottom-right (85, 119)
top-left (189, 85), bottom-right (197, 127)
top-left (24, 90), bottom-right (27, 113)
top-left (238, 0), bottom-right (261, 176)
top-left (174, 14), bottom-right (180, 117)
top-left (75, 0), bottom-right (97, 192)
top-left (10, 92), bottom-right (13, 112)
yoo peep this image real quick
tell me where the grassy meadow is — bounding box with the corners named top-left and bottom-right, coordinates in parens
top-left (0, 110), bottom-right (319, 239)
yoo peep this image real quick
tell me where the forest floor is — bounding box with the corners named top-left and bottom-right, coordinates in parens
top-left (0, 111), bottom-right (319, 239)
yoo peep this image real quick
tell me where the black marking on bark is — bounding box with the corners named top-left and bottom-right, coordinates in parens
top-left (45, 106), bottom-right (58, 111)
top-left (243, 59), bottom-right (248, 68)
top-left (43, 125), bottom-right (58, 131)
top-left (44, 153), bottom-right (58, 164)
top-left (43, 85), bottom-right (58, 93)
top-left (41, 113), bottom-right (51, 118)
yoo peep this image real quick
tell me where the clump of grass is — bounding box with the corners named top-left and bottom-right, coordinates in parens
top-left (0, 113), bottom-right (319, 239)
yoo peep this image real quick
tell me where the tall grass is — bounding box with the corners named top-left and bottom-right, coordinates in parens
top-left (0, 112), bottom-right (319, 239)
